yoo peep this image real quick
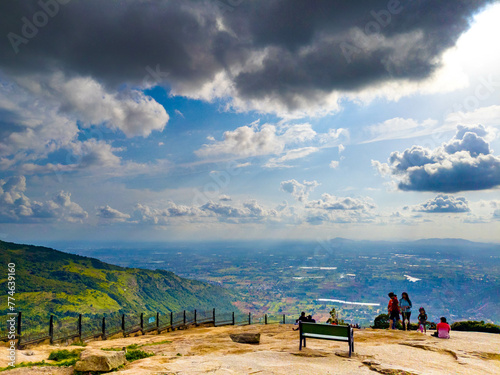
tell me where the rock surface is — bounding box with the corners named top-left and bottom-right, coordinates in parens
top-left (74, 349), bottom-right (126, 372)
top-left (229, 332), bottom-right (260, 344)
top-left (1, 325), bottom-right (499, 374)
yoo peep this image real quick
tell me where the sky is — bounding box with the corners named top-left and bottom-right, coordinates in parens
top-left (0, 0), bottom-right (500, 245)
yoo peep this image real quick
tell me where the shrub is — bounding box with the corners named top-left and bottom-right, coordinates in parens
top-left (125, 349), bottom-right (154, 362)
top-left (48, 349), bottom-right (82, 361)
top-left (372, 313), bottom-right (389, 329)
top-left (451, 320), bottom-right (500, 334)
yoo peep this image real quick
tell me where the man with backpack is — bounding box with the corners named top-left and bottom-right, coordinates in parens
top-left (387, 292), bottom-right (401, 329)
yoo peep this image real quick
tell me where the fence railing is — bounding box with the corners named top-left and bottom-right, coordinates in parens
top-left (2, 309), bottom-right (300, 348)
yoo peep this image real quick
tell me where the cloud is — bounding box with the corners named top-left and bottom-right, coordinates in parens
top-left (219, 194), bottom-right (232, 201)
top-left (280, 180), bottom-right (319, 202)
top-left (195, 121), bottom-right (344, 168)
top-left (0, 0), bottom-right (492, 115)
top-left (412, 194), bottom-right (470, 213)
top-left (306, 194), bottom-right (376, 211)
top-left (0, 176), bottom-right (87, 223)
top-left (96, 205), bottom-right (131, 222)
top-left (364, 117), bottom-right (439, 143)
top-left (329, 160), bottom-right (340, 169)
top-left (195, 124), bottom-right (283, 158)
top-left (265, 147), bottom-right (319, 168)
top-left (19, 74), bottom-right (169, 138)
top-left (0, 73), bottom-right (168, 175)
top-left (373, 125), bottom-right (500, 192)
top-left (133, 202), bottom-right (204, 225)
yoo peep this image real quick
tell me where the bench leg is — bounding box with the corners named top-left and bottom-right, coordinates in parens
top-left (299, 337), bottom-right (302, 351)
top-left (303, 337), bottom-right (306, 347)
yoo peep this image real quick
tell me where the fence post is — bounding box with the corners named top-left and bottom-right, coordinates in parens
top-left (194, 310), bottom-right (197, 325)
top-left (122, 314), bottom-right (125, 335)
top-left (140, 313), bottom-right (144, 334)
top-left (78, 314), bottom-right (82, 341)
top-left (157, 312), bottom-right (160, 333)
top-left (232, 311), bottom-right (235, 325)
top-left (265, 314), bottom-right (268, 325)
top-left (102, 317), bottom-right (106, 340)
top-left (213, 308), bottom-right (216, 325)
top-left (49, 315), bottom-right (54, 344)
top-left (283, 314), bottom-right (285, 324)
top-left (248, 312), bottom-right (251, 325)
top-left (170, 311), bottom-right (173, 329)
top-left (183, 310), bottom-right (186, 325)
top-left (16, 312), bottom-right (22, 349)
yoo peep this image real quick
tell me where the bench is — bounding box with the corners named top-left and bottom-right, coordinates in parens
top-left (299, 322), bottom-right (354, 357)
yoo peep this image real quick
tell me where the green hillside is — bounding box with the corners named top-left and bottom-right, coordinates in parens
top-left (0, 240), bottom-right (238, 324)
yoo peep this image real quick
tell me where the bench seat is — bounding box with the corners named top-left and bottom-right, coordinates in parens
top-left (299, 322), bottom-right (354, 356)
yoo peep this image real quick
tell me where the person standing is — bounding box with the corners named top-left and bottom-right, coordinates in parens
top-left (417, 307), bottom-right (428, 334)
top-left (387, 292), bottom-right (401, 329)
top-left (400, 292), bottom-right (412, 330)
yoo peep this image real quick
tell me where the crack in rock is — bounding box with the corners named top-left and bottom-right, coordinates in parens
top-left (361, 359), bottom-right (420, 375)
top-left (399, 342), bottom-right (458, 360)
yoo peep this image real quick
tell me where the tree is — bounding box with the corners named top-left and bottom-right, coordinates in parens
top-left (326, 307), bottom-right (345, 325)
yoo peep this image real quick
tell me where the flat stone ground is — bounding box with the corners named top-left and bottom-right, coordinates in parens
top-left (1, 324), bottom-right (500, 374)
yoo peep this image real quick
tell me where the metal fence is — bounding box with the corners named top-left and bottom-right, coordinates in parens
top-left (3, 309), bottom-right (299, 348)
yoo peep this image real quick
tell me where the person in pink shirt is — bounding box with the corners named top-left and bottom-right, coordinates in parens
top-left (434, 317), bottom-right (451, 338)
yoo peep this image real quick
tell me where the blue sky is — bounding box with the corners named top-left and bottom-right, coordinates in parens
top-left (1, 0), bottom-right (500, 244)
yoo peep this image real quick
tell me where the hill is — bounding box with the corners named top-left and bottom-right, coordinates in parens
top-left (0, 240), bottom-right (237, 324)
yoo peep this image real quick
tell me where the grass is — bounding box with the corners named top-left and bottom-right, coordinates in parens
top-left (125, 349), bottom-right (154, 362)
top-left (0, 349), bottom-right (83, 372)
top-left (101, 344), bottom-right (155, 362)
top-left (141, 339), bottom-right (172, 347)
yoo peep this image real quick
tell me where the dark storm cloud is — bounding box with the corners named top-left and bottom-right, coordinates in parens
top-left (0, 0), bottom-right (494, 109)
top-left (375, 125), bottom-right (500, 193)
top-left (0, 0), bottom-right (240, 89)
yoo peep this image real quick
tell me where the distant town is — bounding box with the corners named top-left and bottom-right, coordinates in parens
top-left (66, 238), bottom-right (500, 326)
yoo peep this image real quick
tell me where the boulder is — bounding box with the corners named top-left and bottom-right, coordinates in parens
top-left (229, 333), bottom-right (260, 344)
top-left (74, 349), bottom-right (126, 372)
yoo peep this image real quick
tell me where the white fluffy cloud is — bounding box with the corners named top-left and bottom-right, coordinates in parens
top-left (306, 194), bottom-right (376, 211)
top-left (195, 123), bottom-right (284, 158)
top-left (329, 160), bottom-right (340, 169)
top-left (280, 179), bottom-right (320, 202)
top-left (18, 73), bottom-right (169, 138)
top-left (0, 176), bottom-right (87, 223)
top-left (96, 205), bottom-right (131, 222)
top-left (196, 122), bottom-right (346, 168)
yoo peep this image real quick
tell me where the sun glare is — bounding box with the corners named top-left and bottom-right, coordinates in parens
top-left (454, 3), bottom-right (500, 70)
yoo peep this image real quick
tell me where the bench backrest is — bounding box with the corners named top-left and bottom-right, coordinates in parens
top-left (300, 322), bottom-right (350, 337)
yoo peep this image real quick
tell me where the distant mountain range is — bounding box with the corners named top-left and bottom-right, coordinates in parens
top-left (0, 240), bottom-right (237, 323)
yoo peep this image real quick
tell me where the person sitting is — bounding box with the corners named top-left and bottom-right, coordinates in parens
top-left (433, 317), bottom-right (451, 338)
top-left (296, 311), bottom-right (308, 323)
top-left (305, 315), bottom-right (316, 323)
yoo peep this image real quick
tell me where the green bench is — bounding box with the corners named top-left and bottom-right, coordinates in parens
top-left (299, 322), bottom-right (354, 357)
